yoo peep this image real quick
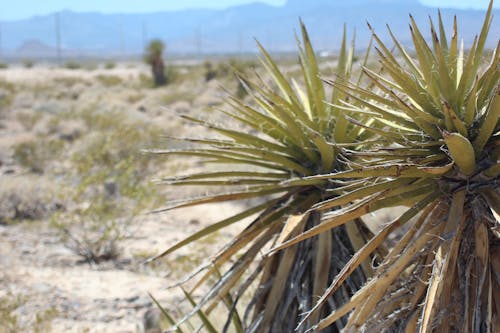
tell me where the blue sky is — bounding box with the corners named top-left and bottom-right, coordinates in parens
top-left (420, 0), bottom-right (497, 9)
top-left (0, 0), bottom-right (497, 20)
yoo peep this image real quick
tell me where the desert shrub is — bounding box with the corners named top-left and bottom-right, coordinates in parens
top-left (203, 60), bottom-right (217, 81)
top-left (164, 65), bottom-right (179, 85)
top-left (228, 58), bottom-right (258, 73)
top-left (0, 292), bottom-right (24, 332)
top-left (203, 59), bottom-right (248, 82)
top-left (22, 59), bottom-right (34, 68)
top-left (16, 111), bottom-right (42, 130)
top-left (0, 177), bottom-right (62, 224)
top-left (64, 61), bottom-right (82, 70)
top-left (84, 62), bottom-right (98, 71)
top-left (76, 110), bottom-right (160, 169)
top-left (54, 204), bottom-right (125, 264)
top-left (12, 137), bottom-right (65, 174)
top-left (0, 291), bottom-right (57, 333)
top-left (96, 74), bottom-right (123, 87)
top-left (0, 79), bottom-right (14, 91)
top-left (45, 116), bottom-right (61, 134)
top-left (53, 110), bottom-right (162, 263)
top-left (160, 90), bottom-right (196, 105)
top-left (203, 59), bottom-right (256, 98)
top-left (72, 133), bottom-right (156, 199)
top-left (137, 73), bottom-right (152, 88)
top-left (126, 93), bottom-right (145, 104)
top-left (215, 61), bottom-right (232, 77)
top-left (0, 79), bottom-right (15, 117)
top-left (104, 61), bottom-right (116, 69)
top-left (52, 76), bottom-right (88, 87)
top-left (71, 111), bottom-right (160, 200)
top-left (0, 63), bottom-right (8, 69)
top-left (32, 307), bottom-right (58, 333)
top-left (56, 120), bottom-right (84, 141)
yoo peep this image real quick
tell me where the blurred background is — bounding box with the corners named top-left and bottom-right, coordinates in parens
top-left (0, 0), bottom-right (498, 61)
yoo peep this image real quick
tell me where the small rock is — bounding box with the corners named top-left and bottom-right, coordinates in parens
top-left (104, 180), bottom-right (119, 198)
top-left (134, 296), bottom-right (152, 308)
top-left (125, 295), bottom-right (139, 303)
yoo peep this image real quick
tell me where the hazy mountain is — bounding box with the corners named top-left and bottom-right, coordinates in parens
top-left (15, 39), bottom-right (57, 57)
top-left (0, 0), bottom-right (497, 58)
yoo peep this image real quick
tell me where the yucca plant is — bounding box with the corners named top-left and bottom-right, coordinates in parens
top-left (268, 3), bottom-right (499, 332)
top-left (144, 39), bottom-right (166, 86)
top-left (151, 3), bottom-right (498, 332)
top-left (149, 23), bottom-right (385, 332)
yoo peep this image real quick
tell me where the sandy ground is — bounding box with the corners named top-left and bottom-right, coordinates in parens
top-left (0, 202), bottom-right (246, 332)
top-left (0, 66), bottom-right (143, 83)
top-left (0, 62), bottom-right (245, 332)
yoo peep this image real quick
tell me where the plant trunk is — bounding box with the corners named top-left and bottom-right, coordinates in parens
top-left (246, 213), bottom-right (368, 333)
top-left (151, 57), bottom-right (166, 86)
top-left (362, 193), bottom-right (500, 332)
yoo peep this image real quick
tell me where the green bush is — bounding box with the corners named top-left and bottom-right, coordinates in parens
top-left (84, 63), bottom-right (98, 71)
top-left (0, 293), bottom-right (24, 332)
top-left (203, 60), bottom-right (217, 81)
top-left (126, 93), bottom-right (145, 104)
top-left (64, 61), bottom-right (82, 70)
top-left (96, 74), bottom-right (123, 87)
top-left (0, 177), bottom-right (61, 224)
top-left (160, 90), bottom-right (196, 105)
top-left (53, 76), bottom-right (87, 87)
top-left (207, 58), bottom-right (259, 79)
top-left (54, 208), bottom-right (124, 264)
top-left (0, 291), bottom-right (57, 333)
top-left (137, 73), bottom-right (152, 88)
top-left (22, 59), bottom-right (34, 68)
top-left (227, 58), bottom-right (258, 73)
top-left (12, 137), bottom-right (64, 174)
top-left (104, 61), bottom-right (116, 70)
top-left (164, 65), bottom-right (179, 85)
top-left (53, 109), bottom-right (162, 263)
top-left (0, 79), bottom-right (15, 117)
top-left (16, 111), bottom-right (42, 130)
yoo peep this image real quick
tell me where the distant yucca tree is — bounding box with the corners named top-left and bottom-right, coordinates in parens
top-left (144, 39), bottom-right (166, 86)
top-left (150, 23), bottom-right (382, 332)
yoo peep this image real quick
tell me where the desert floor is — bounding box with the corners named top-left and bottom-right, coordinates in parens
top-left (0, 60), bottom-right (399, 332)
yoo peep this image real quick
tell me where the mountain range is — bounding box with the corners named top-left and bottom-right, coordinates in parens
top-left (0, 0), bottom-right (498, 58)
